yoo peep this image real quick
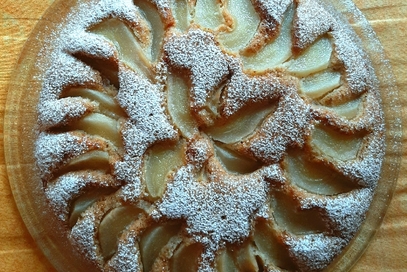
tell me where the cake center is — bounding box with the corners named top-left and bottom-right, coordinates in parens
top-left (155, 28), bottom-right (311, 256)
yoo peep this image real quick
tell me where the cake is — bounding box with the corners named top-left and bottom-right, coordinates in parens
top-left (29, 0), bottom-right (385, 271)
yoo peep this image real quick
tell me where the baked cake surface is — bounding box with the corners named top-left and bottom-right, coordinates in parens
top-left (21, 0), bottom-right (389, 271)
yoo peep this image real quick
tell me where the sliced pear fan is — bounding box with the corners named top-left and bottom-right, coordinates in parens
top-left (140, 222), bottom-right (182, 271)
top-left (62, 88), bottom-right (126, 119)
top-left (286, 37), bottom-right (332, 77)
top-left (90, 19), bottom-right (153, 78)
top-left (242, 6), bottom-right (293, 71)
top-left (311, 125), bottom-right (363, 161)
top-left (206, 104), bottom-right (274, 144)
top-left (167, 74), bottom-right (198, 138)
top-left (271, 193), bottom-right (327, 235)
top-left (285, 152), bottom-right (358, 195)
top-left (194, 0), bottom-right (225, 30)
top-left (217, 0), bottom-right (260, 52)
top-left (144, 141), bottom-right (185, 198)
top-left (69, 187), bottom-right (117, 227)
top-left (300, 71), bottom-right (341, 99)
top-left (99, 206), bottom-right (145, 259)
top-left (214, 143), bottom-right (261, 174)
top-left (172, 0), bottom-right (190, 32)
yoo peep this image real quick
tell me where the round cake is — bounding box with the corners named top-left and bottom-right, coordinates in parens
top-left (5, 0), bottom-right (401, 271)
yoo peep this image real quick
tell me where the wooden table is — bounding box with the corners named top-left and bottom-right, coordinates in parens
top-left (1, 0), bottom-right (406, 271)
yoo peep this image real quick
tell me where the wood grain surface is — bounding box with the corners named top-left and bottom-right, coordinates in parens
top-left (1, 0), bottom-right (406, 271)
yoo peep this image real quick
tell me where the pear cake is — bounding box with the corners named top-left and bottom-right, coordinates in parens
top-left (19, 0), bottom-right (388, 271)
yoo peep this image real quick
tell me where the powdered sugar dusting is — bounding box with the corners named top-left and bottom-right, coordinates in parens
top-left (311, 91), bottom-right (381, 133)
top-left (45, 172), bottom-right (119, 222)
top-left (154, 138), bottom-right (286, 268)
top-left (158, 165), bottom-right (268, 245)
top-left (38, 56), bottom-right (102, 129)
top-left (331, 22), bottom-right (377, 95)
top-left (164, 29), bottom-right (229, 123)
top-left (32, 0), bottom-right (388, 270)
top-left (294, 0), bottom-right (333, 50)
top-left (117, 65), bottom-right (178, 157)
top-left (255, 0), bottom-right (292, 31)
top-left (35, 132), bottom-right (105, 180)
top-left (38, 98), bottom-right (94, 129)
top-left (294, 0), bottom-right (377, 95)
top-left (285, 234), bottom-right (346, 271)
top-left (37, 0), bottom-right (142, 128)
top-left (70, 196), bottom-right (122, 268)
top-left (215, 57), bottom-right (313, 163)
top-left (157, 137), bottom-right (272, 265)
top-left (114, 156), bottom-right (144, 202)
top-left (338, 130), bottom-right (385, 187)
top-left (241, 90), bottom-right (312, 163)
top-left (221, 57), bottom-right (288, 117)
top-left (300, 188), bottom-right (373, 238)
top-left (106, 232), bottom-right (142, 271)
top-left (39, 54), bottom-right (102, 101)
top-left (65, 32), bottom-right (117, 60)
top-left (70, 212), bottom-right (102, 268)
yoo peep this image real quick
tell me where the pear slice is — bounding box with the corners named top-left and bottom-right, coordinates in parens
top-left (140, 222), bottom-right (182, 271)
top-left (328, 98), bottom-right (361, 120)
top-left (216, 249), bottom-right (238, 272)
top-left (205, 82), bottom-right (224, 118)
top-left (144, 141), bottom-right (185, 198)
top-left (67, 113), bottom-right (121, 147)
top-left (90, 19), bottom-right (153, 78)
top-left (285, 152), bottom-right (358, 195)
top-left (70, 53), bottom-right (120, 88)
top-left (170, 242), bottom-right (203, 272)
top-left (300, 71), bottom-right (341, 99)
top-left (69, 187), bottom-right (117, 227)
top-left (271, 193), bottom-right (327, 235)
top-left (194, 0), bottom-right (225, 30)
top-left (214, 142), bottom-right (261, 174)
top-left (167, 74), bottom-right (198, 138)
top-left (206, 104), bottom-right (274, 144)
top-left (311, 125), bottom-right (362, 161)
top-left (99, 206), bottom-right (145, 259)
top-left (62, 88), bottom-right (125, 119)
top-left (134, 0), bottom-right (165, 62)
top-left (218, 0), bottom-right (260, 52)
top-left (172, 0), bottom-right (190, 32)
top-left (242, 7), bottom-right (293, 71)
top-left (58, 150), bottom-right (110, 177)
top-left (233, 242), bottom-right (259, 271)
top-left (286, 38), bottom-right (332, 77)
top-left (253, 220), bottom-right (295, 270)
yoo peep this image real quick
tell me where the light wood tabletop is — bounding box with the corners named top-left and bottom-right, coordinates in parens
top-left (1, 0), bottom-right (406, 271)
